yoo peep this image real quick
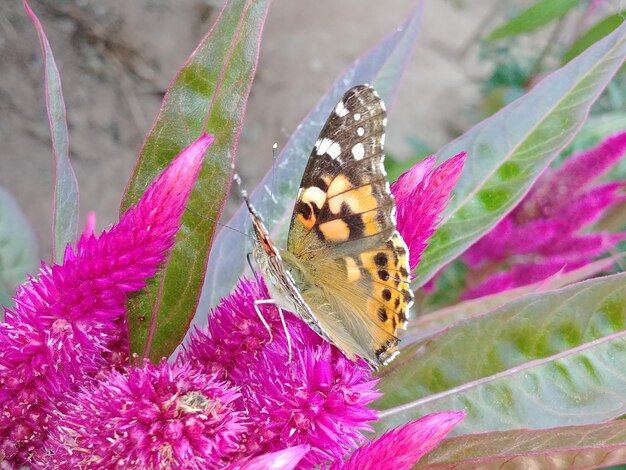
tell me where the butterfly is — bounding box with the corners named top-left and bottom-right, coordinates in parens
top-left (243, 84), bottom-right (413, 368)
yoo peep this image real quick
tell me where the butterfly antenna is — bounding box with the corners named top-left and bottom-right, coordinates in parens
top-left (184, 204), bottom-right (253, 240)
top-left (233, 172), bottom-right (257, 215)
top-left (268, 142), bottom-right (279, 206)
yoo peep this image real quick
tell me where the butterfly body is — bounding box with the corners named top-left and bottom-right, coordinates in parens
top-left (247, 85), bottom-right (413, 368)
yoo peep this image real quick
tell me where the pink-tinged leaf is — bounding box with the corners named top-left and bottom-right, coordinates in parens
top-left (331, 412), bottom-right (463, 470)
top-left (121, 0), bottom-right (271, 362)
top-left (23, 0), bottom-right (79, 262)
top-left (404, 256), bottom-right (621, 344)
top-left (227, 446), bottom-right (310, 470)
top-left (199, 1), bottom-right (424, 316)
top-left (419, 421), bottom-right (626, 469)
top-left (415, 23), bottom-right (626, 285)
top-left (376, 272), bottom-right (626, 435)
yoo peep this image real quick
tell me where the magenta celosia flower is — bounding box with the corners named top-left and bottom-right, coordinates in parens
top-left (40, 360), bottom-right (245, 468)
top-left (227, 445), bottom-right (311, 470)
top-left (391, 152), bottom-right (466, 271)
top-left (182, 277), bottom-right (380, 468)
top-left (0, 133), bottom-right (213, 463)
top-left (463, 131), bottom-right (626, 298)
top-left (180, 152), bottom-right (470, 468)
top-left (328, 411), bottom-right (464, 470)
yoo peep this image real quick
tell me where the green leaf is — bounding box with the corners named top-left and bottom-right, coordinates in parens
top-left (409, 257), bottom-right (619, 343)
top-left (376, 272), bottom-right (626, 435)
top-left (199, 3), bottom-right (424, 315)
top-left (419, 421), bottom-right (626, 469)
top-left (564, 12), bottom-right (626, 63)
top-left (0, 187), bottom-right (38, 313)
top-left (487, 0), bottom-right (580, 41)
top-left (24, 0), bottom-right (79, 261)
top-left (414, 22), bottom-right (626, 286)
top-left (121, 0), bottom-right (271, 361)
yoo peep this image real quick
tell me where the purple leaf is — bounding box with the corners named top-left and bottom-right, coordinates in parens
top-left (419, 421), bottom-right (626, 469)
top-left (23, 0), bottom-right (79, 262)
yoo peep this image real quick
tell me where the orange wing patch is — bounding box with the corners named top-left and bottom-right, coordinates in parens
top-left (359, 231), bottom-right (412, 339)
top-left (319, 218), bottom-right (350, 242)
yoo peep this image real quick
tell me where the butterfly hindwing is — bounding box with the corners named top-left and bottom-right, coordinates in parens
top-left (284, 85), bottom-right (413, 366)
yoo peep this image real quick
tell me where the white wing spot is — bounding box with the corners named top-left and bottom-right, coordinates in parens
top-left (382, 117), bottom-right (388, 126)
top-left (335, 100), bottom-right (349, 117)
top-left (327, 141), bottom-right (342, 159)
top-left (380, 133), bottom-right (386, 146)
top-left (314, 139), bottom-right (322, 150)
top-left (379, 160), bottom-right (387, 175)
top-left (354, 113), bottom-right (361, 121)
top-left (318, 138), bottom-right (342, 159)
top-left (352, 143), bottom-right (365, 160)
top-left (380, 100), bottom-right (386, 111)
top-left (316, 138), bottom-right (333, 155)
top-left (357, 127), bottom-right (365, 136)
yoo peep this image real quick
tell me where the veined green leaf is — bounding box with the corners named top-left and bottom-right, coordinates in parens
top-left (121, 0), bottom-right (271, 361)
top-left (415, 22), bottom-right (626, 286)
top-left (408, 257), bottom-right (619, 344)
top-left (419, 421), bottom-right (626, 469)
top-left (487, 0), bottom-right (580, 41)
top-left (376, 273), bottom-right (626, 435)
top-left (564, 12), bottom-right (626, 63)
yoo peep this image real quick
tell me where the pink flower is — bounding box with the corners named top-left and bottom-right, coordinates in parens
top-left (329, 412), bottom-right (464, 470)
top-left (227, 445), bottom-right (311, 470)
top-left (182, 277), bottom-right (380, 468)
top-left (40, 361), bottom-right (245, 468)
top-left (463, 132), bottom-right (626, 298)
top-left (0, 133), bottom-right (213, 463)
top-left (392, 153), bottom-right (466, 271)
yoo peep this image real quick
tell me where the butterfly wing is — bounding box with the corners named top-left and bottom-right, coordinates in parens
top-left (285, 85), bottom-right (413, 366)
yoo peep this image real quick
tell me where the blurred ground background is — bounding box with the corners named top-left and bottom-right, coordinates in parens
top-left (0, 0), bottom-right (594, 259)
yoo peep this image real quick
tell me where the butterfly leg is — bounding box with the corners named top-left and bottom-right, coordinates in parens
top-left (277, 306), bottom-right (293, 363)
top-left (253, 299), bottom-right (275, 343)
top-left (252, 299), bottom-right (293, 363)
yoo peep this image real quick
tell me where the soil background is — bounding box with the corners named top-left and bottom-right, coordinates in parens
top-left (2, 0), bottom-right (507, 259)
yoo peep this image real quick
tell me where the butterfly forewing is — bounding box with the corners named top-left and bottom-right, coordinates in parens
top-left (284, 85), bottom-right (413, 366)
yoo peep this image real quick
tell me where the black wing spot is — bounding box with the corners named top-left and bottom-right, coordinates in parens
top-left (297, 201), bottom-right (313, 220)
top-left (382, 288), bottom-right (392, 301)
top-left (399, 267), bottom-right (409, 277)
top-left (378, 270), bottom-right (390, 281)
top-left (377, 307), bottom-right (388, 322)
top-left (337, 201), bottom-right (366, 241)
top-left (394, 298), bottom-right (400, 309)
top-left (315, 178), bottom-right (329, 192)
top-left (374, 252), bottom-right (388, 267)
